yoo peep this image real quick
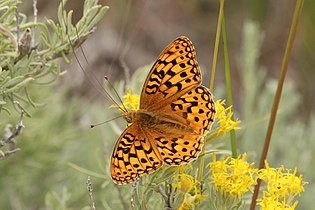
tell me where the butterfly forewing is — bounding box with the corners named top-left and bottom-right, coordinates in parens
top-left (140, 36), bottom-right (201, 110)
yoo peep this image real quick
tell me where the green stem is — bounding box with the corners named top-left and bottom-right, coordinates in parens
top-left (196, 0), bottom-right (225, 209)
top-left (221, 14), bottom-right (237, 158)
top-left (250, 0), bottom-right (304, 209)
top-left (209, 0), bottom-right (225, 92)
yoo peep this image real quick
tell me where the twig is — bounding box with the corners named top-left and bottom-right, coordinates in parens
top-left (0, 112), bottom-right (24, 159)
top-left (15, 0), bottom-right (20, 41)
top-left (0, 148), bottom-right (21, 159)
top-left (1, 112), bottom-right (24, 146)
top-left (115, 185), bottom-right (128, 210)
top-left (86, 176), bottom-right (96, 210)
top-left (36, 29), bottom-right (95, 60)
top-left (130, 181), bottom-right (137, 210)
top-left (32, 0), bottom-right (37, 47)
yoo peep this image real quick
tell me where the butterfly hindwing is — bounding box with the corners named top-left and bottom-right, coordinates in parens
top-left (149, 86), bottom-right (216, 165)
top-left (167, 85), bottom-right (216, 136)
top-left (140, 36), bottom-right (202, 110)
top-left (111, 124), bottom-right (163, 184)
top-left (154, 134), bottom-right (204, 166)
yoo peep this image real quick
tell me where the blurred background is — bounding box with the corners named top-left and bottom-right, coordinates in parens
top-left (1, 0), bottom-right (314, 209)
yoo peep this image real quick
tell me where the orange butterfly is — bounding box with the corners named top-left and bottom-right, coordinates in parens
top-left (111, 36), bottom-right (216, 184)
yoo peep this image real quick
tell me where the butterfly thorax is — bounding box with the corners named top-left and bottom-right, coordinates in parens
top-left (123, 110), bottom-right (161, 126)
top-left (123, 110), bottom-right (193, 135)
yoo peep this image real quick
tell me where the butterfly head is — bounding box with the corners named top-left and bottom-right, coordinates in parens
top-left (122, 111), bottom-right (136, 124)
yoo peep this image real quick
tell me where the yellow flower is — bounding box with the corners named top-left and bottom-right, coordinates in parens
top-left (173, 174), bottom-right (196, 194)
top-left (178, 201), bottom-right (192, 210)
top-left (172, 171), bottom-right (206, 209)
top-left (209, 153), bottom-right (258, 199)
top-left (111, 88), bottom-right (140, 111)
top-left (178, 194), bottom-right (205, 210)
top-left (257, 191), bottom-right (298, 210)
top-left (213, 99), bottom-right (241, 138)
top-left (258, 162), bottom-right (307, 198)
top-left (257, 161), bottom-right (308, 209)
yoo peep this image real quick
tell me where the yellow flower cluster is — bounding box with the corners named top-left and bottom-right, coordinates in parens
top-left (257, 161), bottom-right (308, 210)
top-left (112, 88), bottom-right (140, 111)
top-left (213, 99), bottom-right (241, 138)
top-left (209, 154), bottom-right (308, 209)
top-left (209, 153), bottom-right (258, 199)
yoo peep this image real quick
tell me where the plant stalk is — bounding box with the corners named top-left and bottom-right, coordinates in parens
top-left (222, 14), bottom-right (237, 158)
top-left (250, 0), bottom-right (304, 209)
top-left (195, 0), bottom-right (225, 209)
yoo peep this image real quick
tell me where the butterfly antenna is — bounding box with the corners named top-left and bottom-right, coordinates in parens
top-left (61, 1), bottom-right (126, 113)
top-left (90, 115), bottom-right (123, 128)
top-left (73, 27), bottom-right (128, 113)
top-left (104, 76), bottom-right (128, 112)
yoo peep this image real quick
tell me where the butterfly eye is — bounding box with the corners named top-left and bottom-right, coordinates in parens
top-left (126, 117), bottom-right (132, 123)
top-left (123, 112), bottom-right (133, 123)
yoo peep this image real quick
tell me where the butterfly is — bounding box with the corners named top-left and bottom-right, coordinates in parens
top-left (111, 36), bottom-right (216, 184)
